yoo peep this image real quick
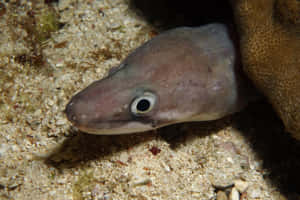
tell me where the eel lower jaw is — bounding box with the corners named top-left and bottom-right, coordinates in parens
top-left (73, 114), bottom-right (225, 135)
top-left (74, 122), bottom-right (156, 135)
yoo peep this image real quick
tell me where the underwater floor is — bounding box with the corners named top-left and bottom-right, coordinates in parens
top-left (0, 0), bottom-right (299, 199)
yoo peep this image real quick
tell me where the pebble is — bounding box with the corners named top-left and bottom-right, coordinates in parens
top-left (216, 191), bottom-right (228, 200)
top-left (247, 185), bottom-right (261, 199)
top-left (211, 180), bottom-right (234, 190)
top-left (57, 177), bottom-right (67, 184)
top-left (0, 144), bottom-right (9, 157)
top-left (160, 161), bottom-right (171, 172)
top-left (59, 0), bottom-right (73, 11)
top-left (7, 183), bottom-right (19, 190)
top-left (230, 187), bottom-right (239, 200)
top-left (55, 119), bottom-right (66, 125)
top-left (11, 145), bottom-right (19, 152)
top-left (234, 179), bottom-right (249, 193)
top-left (49, 190), bottom-right (57, 196)
top-left (131, 178), bottom-right (152, 187)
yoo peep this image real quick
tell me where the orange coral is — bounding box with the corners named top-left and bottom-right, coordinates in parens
top-left (231, 0), bottom-right (300, 139)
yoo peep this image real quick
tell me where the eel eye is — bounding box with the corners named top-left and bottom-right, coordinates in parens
top-left (130, 92), bottom-right (156, 116)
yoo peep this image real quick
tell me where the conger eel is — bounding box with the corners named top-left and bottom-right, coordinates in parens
top-left (65, 23), bottom-right (257, 135)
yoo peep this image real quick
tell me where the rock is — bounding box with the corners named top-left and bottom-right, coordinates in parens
top-left (234, 179), bottom-right (249, 193)
top-left (217, 191), bottom-right (228, 200)
top-left (231, 0), bottom-right (300, 139)
top-left (230, 187), bottom-right (240, 200)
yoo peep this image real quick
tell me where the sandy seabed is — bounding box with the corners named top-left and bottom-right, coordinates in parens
top-left (0, 0), bottom-right (299, 199)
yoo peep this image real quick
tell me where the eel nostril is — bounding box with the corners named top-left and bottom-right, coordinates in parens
top-left (65, 102), bottom-right (77, 123)
top-left (66, 112), bottom-right (79, 124)
top-left (71, 114), bottom-right (77, 122)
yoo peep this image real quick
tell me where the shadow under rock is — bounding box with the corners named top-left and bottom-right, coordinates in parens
top-left (233, 100), bottom-right (300, 197)
top-left (129, 0), bottom-right (235, 29)
top-left (158, 116), bottom-right (233, 149)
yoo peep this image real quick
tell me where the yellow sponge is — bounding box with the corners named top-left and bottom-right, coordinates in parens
top-left (231, 0), bottom-right (300, 139)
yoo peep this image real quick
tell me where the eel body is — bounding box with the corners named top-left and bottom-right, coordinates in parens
top-left (65, 23), bottom-right (255, 135)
